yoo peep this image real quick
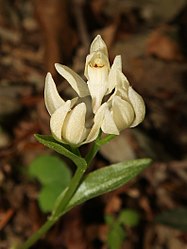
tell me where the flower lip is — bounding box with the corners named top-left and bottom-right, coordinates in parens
top-left (88, 52), bottom-right (108, 69)
top-left (90, 62), bottom-right (104, 68)
top-left (90, 53), bottom-right (105, 68)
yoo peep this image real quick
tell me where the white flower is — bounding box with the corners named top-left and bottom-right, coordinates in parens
top-left (44, 72), bottom-right (106, 146)
top-left (44, 35), bottom-right (145, 146)
top-left (84, 36), bottom-right (110, 113)
top-left (99, 55), bottom-right (146, 135)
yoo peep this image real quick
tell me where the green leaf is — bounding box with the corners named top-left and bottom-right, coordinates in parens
top-left (105, 215), bottom-right (115, 226)
top-left (38, 184), bottom-right (67, 213)
top-left (29, 155), bottom-right (71, 185)
top-left (34, 134), bottom-right (87, 168)
top-left (65, 158), bottom-right (151, 212)
top-left (155, 208), bottom-right (187, 231)
top-left (29, 155), bottom-right (71, 212)
top-left (107, 222), bottom-right (126, 249)
top-left (105, 214), bottom-right (125, 249)
top-left (118, 209), bottom-right (140, 227)
top-left (85, 134), bottom-right (116, 165)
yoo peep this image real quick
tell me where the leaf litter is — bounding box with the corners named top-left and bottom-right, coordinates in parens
top-left (0, 0), bottom-right (187, 248)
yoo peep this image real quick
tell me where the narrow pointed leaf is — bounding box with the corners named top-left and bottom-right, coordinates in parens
top-left (64, 158), bottom-right (151, 212)
top-left (34, 134), bottom-right (87, 168)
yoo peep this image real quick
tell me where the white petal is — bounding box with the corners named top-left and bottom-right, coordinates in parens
top-left (84, 103), bottom-right (106, 144)
top-left (62, 103), bottom-right (88, 145)
top-left (108, 66), bottom-right (129, 95)
top-left (111, 55), bottom-right (122, 71)
top-left (110, 56), bottom-right (129, 87)
top-left (107, 68), bottom-right (118, 94)
top-left (69, 97), bottom-right (79, 108)
top-left (87, 75), bottom-right (108, 113)
top-left (120, 72), bottom-right (129, 89)
top-left (112, 96), bottom-right (134, 131)
top-left (55, 63), bottom-right (89, 97)
top-left (114, 73), bottom-right (129, 101)
top-left (87, 51), bottom-right (110, 69)
top-left (90, 35), bottom-right (108, 56)
top-left (86, 52), bottom-right (110, 112)
top-left (101, 104), bottom-right (119, 135)
top-left (84, 51), bottom-right (110, 79)
top-left (128, 87), bottom-right (145, 127)
top-left (44, 73), bottom-right (65, 115)
top-left (50, 100), bottom-right (71, 141)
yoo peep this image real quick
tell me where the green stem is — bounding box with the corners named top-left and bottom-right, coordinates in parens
top-left (17, 162), bottom-right (87, 249)
top-left (16, 135), bottom-right (115, 249)
top-left (52, 163), bottom-right (87, 218)
top-left (85, 134), bottom-right (116, 165)
top-left (70, 146), bottom-right (81, 157)
top-left (85, 142), bottom-right (99, 165)
top-left (17, 218), bottom-right (56, 249)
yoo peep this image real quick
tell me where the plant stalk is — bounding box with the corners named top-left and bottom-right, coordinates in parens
top-left (17, 161), bottom-right (87, 249)
top-left (16, 135), bottom-right (115, 249)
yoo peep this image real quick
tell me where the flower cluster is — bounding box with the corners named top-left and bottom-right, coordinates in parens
top-left (44, 35), bottom-right (145, 146)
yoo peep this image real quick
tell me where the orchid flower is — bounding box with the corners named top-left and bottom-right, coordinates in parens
top-left (44, 35), bottom-right (145, 146)
top-left (99, 55), bottom-right (146, 135)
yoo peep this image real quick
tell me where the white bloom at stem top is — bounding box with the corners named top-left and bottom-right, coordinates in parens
top-left (44, 35), bottom-right (145, 146)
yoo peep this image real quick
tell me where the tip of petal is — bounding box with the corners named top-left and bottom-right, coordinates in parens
top-left (45, 72), bottom-right (52, 80)
top-left (44, 72), bottom-right (65, 115)
top-left (45, 72), bottom-right (54, 90)
top-left (112, 55), bottom-right (122, 71)
top-left (90, 35), bottom-right (108, 56)
top-left (54, 63), bottom-right (64, 72)
top-left (55, 63), bottom-right (89, 98)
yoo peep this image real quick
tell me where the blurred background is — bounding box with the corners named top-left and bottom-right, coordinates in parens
top-left (0, 0), bottom-right (187, 248)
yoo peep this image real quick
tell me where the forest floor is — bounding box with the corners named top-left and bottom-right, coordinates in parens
top-left (0, 0), bottom-right (187, 248)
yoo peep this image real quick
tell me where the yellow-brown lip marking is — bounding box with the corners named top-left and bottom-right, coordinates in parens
top-left (93, 63), bottom-right (104, 68)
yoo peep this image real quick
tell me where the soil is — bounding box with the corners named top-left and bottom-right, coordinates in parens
top-left (0, 0), bottom-right (187, 248)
